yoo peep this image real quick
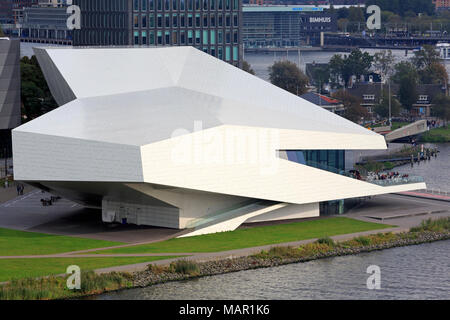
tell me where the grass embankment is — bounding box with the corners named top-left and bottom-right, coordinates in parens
top-left (420, 125), bottom-right (450, 142)
top-left (0, 256), bottom-right (177, 283)
top-left (1, 217), bottom-right (448, 300)
top-left (0, 227), bottom-right (123, 256)
top-left (0, 227), bottom-right (177, 282)
top-left (85, 217), bottom-right (393, 254)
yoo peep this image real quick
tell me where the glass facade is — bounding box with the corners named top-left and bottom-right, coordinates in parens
top-left (73, 0), bottom-right (130, 46)
top-left (132, 0), bottom-right (242, 66)
top-left (286, 150), bottom-right (346, 216)
top-left (286, 150), bottom-right (345, 174)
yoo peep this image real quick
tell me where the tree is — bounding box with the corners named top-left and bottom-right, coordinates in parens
top-left (20, 56), bottom-right (58, 121)
top-left (411, 45), bottom-right (440, 71)
top-left (374, 92), bottom-right (402, 119)
top-left (309, 64), bottom-right (330, 94)
top-left (268, 60), bottom-right (309, 95)
top-left (422, 62), bottom-right (449, 86)
top-left (329, 49), bottom-right (374, 88)
top-left (373, 50), bottom-right (395, 81)
top-left (332, 90), bottom-right (368, 123)
top-left (398, 76), bottom-right (418, 111)
top-left (242, 61), bottom-right (255, 75)
top-left (391, 61), bottom-right (419, 84)
top-left (431, 95), bottom-right (450, 125)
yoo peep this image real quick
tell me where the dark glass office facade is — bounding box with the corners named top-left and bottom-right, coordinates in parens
top-left (73, 0), bottom-right (242, 67)
top-left (132, 0), bottom-right (242, 66)
top-left (73, 0), bottom-right (132, 46)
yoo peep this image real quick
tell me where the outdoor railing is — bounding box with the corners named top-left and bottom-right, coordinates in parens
top-left (366, 176), bottom-right (425, 187)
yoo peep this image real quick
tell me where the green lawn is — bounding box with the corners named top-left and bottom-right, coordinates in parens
top-left (391, 122), bottom-right (410, 130)
top-left (86, 217), bottom-right (394, 255)
top-left (0, 228), bottom-right (124, 256)
top-left (420, 125), bottom-right (450, 142)
top-left (0, 256), bottom-right (176, 282)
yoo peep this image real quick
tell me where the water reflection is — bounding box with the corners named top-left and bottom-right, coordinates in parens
top-left (95, 240), bottom-right (450, 300)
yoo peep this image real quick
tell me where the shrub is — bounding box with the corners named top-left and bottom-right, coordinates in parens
top-left (266, 246), bottom-right (300, 259)
top-left (147, 264), bottom-right (168, 274)
top-left (353, 236), bottom-right (371, 246)
top-left (169, 260), bottom-right (200, 276)
top-left (316, 237), bottom-right (335, 247)
top-left (410, 217), bottom-right (450, 233)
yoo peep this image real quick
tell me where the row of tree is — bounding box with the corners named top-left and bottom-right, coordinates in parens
top-left (251, 45), bottom-right (450, 124)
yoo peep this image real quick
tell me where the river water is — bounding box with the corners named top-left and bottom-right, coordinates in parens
top-left (96, 240), bottom-right (449, 300)
top-left (393, 143), bottom-right (450, 191)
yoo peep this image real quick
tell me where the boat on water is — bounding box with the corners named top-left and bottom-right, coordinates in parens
top-left (436, 43), bottom-right (450, 60)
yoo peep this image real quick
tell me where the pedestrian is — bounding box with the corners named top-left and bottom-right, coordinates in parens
top-left (16, 184), bottom-right (20, 195)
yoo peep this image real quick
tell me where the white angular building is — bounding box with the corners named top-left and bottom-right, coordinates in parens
top-left (12, 47), bottom-right (426, 237)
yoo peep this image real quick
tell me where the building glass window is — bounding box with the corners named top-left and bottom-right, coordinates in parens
top-left (203, 0), bottom-right (208, 10)
top-left (211, 0), bottom-right (215, 10)
top-left (134, 14), bottom-right (139, 28)
top-left (149, 31), bottom-right (155, 44)
top-left (142, 31), bottom-right (147, 45)
top-left (180, 14), bottom-right (185, 27)
top-left (180, 31), bottom-right (186, 44)
top-left (233, 13), bottom-right (238, 26)
top-left (165, 14), bottom-right (170, 28)
top-left (172, 31), bottom-right (178, 44)
top-left (195, 14), bottom-right (200, 27)
top-left (195, 30), bottom-right (201, 44)
top-left (210, 14), bottom-right (215, 27)
top-left (218, 0), bottom-right (222, 10)
top-left (203, 30), bottom-right (208, 44)
top-left (142, 0), bottom-right (147, 11)
top-left (142, 14), bottom-right (147, 28)
top-left (188, 14), bottom-right (193, 27)
top-left (173, 14), bottom-right (177, 27)
top-left (210, 30), bottom-right (215, 45)
top-left (233, 46), bottom-right (238, 61)
top-left (218, 14), bottom-right (223, 27)
top-left (165, 31), bottom-right (170, 44)
top-left (157, 0), bottom-right (162, 10)
top-left (149, 14), bottom-right (155, 27)
top-left (134, 0), bottom-right (139, 11)
top-left (217, 30), bottom-right (222, 43)
top-left (157, 30), bottom-right (162, 44)
top-left (149, 0), bottom-right (155, 10)
top-left (188, 30), bottom-right (193, 44)
top-left (225, 46), bottom-right (231, 61)
top-left (180, 0), bottom-right (186, 10)
top-left (203, 14), bottom-right (208, 27)
top-left (173, 0), bottom-right (177, 10)
top-left (134, 31), bottom-right (139, 44)
top-left (218, 46), bottom-right (223, 59)
top-left (157, 14), bottom-right (162, 27)
top-left (165, 0), bottom-right (170, 10)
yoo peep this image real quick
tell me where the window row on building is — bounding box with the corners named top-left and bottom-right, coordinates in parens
top-left (73, 29), bottom-right (129, 46)
top-left (133, 12), bottom-right (238, 29)
top-left (133, 29), bottom-right (238, 46)
top-left (83, 13), bottom-right (128, 29)
top-left (133, 0), bottom-right (239, 12)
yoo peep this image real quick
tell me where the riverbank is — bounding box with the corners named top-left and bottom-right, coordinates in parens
top-left (420, 125), bottom-right (450, 143)
top-left (1, 217), bottom-right (448, 300)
